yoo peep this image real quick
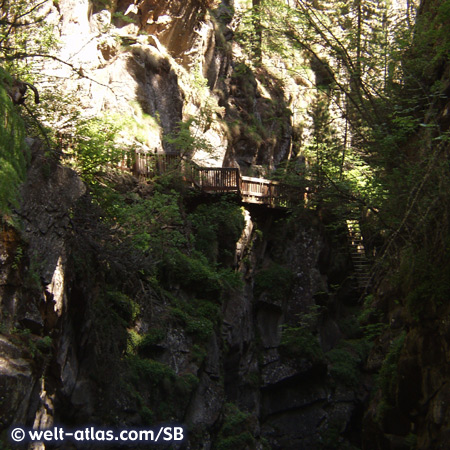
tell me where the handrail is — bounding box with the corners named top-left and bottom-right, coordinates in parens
top-left (195, 168), bottom-right (240, 192)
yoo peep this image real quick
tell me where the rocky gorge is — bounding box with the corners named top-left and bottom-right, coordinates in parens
top-left (1, 0), bottom-right (450, 449)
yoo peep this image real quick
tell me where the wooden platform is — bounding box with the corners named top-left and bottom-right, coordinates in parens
top-left (127, 152), bottom-right (302, 208)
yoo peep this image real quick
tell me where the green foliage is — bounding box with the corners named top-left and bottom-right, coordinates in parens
top-left (191, 344), bottom-right (207, 366)
top-left (126, 329), bottom-right (141, 355)
top-left (404, 1), bottom-right (450, 90)
top-left (356, 295), bottom-right (387, 341)
top-left (23, 254), bottom-right (43, 291)
top-left (168, 295), bottom-right (220, 343)
top-left (404, 433), bottom-right (417, 449)
top-left (394, 245), bottom-right (450, 319)
top-left (127, 327), bottom-right (167, 357)
top-left (0, 1), bottom-right (63, 150)
top-left (137, 328), bottom-right (166, 355)
top-left (112, 12), bottom-right (136, 24)
top-left (105, 188), bottom-right (186, 254)
top-left (121, 102), bottom-right (162, 148)
top-left (254, 263), bottom-right (293, 302)
top-left (89, 288), bottom-right (133, 384)
top-left (337, 315), bottom-right (361, 339)
top-left (376, 331), bottom-right (406, 421)
top-left (10, 328), bottom-right (52, 359)
top-left (189, 199), bottom-right (245, 264)
top-left (161, 250), bottom-right (221, 295)
top-left (280, 325), bottom-right (324, 362)
top-left (106, 289), bottom-right (139, 324)
top-left (0, 0), bottom-right (58, 76)
top-left (161, 249), bottom-right (242, 299)
top-left (127, 356), bottom-right (175, 386)
top-left (320, 423), bottom-right (361, 450)
top-left (0, 75), bottom-right (27, 218)
top-left (185, 317), bottom-right (214, 341)
top-left (68, 117), bottom-right (125, 183)
top-left (164, 117), bottom-right (213, 156)
top-left (125, 354), bottom-right (199, 421)
top-left (280, 305), bottom-right (325, 362)
top-left (214, 403), bottom-right (256, 450)
top-left (362, 322), bottom-right (388, 341)
top-left (176, 372), bottom-right (200, 395)
top-left (139, 406), bottom-right (154, 426)
top-left (35, 336), bottom-right (52, 353)
top-left (326, 342), bottom-right (365, 387)
top-left (11, 244), bottom-right (24, 270)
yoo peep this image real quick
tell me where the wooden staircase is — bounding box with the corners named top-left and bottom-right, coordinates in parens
top-left (346, 219), bottom-right (371, 290)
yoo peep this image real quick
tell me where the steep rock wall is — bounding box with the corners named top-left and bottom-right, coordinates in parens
top-left (43, 0), bottom-right (293, 169)
top-left (0, 142), bottom-right (86, 436)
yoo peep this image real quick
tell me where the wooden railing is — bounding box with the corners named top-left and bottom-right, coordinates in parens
top-left (194, 168), bottom-right (240, 192)
top-left (132, 152), bottom-right (181, 177)
top-left (241, 176), bottom-right (277, 206)
top-left (126, 152), bottom-right (300, 208)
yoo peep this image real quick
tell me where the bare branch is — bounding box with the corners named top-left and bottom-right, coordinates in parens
top-left (17, 0), bottom-right (48, 21)
top-left (0, 52), bottom-right (116, 93)
top-left (0, 16), bottom-right (46, 27)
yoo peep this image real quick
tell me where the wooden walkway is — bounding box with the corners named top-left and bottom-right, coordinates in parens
top-left (130, 152), bottom-right (302, 208)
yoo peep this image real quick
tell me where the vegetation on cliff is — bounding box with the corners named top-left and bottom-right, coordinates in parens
top-left (0, 73), bottom-right (26, 219)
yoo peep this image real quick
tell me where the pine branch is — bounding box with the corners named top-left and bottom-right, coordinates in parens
top-left (23, 102), bottom-right (52, 151)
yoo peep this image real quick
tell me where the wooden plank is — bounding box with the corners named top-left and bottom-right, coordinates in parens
top-left (241, 175), bottom-right (280, 185)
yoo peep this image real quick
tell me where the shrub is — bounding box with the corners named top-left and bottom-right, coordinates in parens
top-left (160, 250), bottom-right (222, 297)
top-left (254, 263), bottom-right (293, 302)
top-left (377, 332), bottom-right (406, 404)
top-left (214, 403), bottom-right (256, 450)
top-left (175, 373), bottom-right (199, 395)
top-left (108, 189), bottom-right (186, 254)
top-left (375, 331), bottom-right (406, 423)
top-left (189, 199), bottom-right (245, 264)
top-left (127, 356), bottom-right (175, 386)
top-left (137, 328), bottom-right (166, 355)
top-left (186, 317), bottom-right (214, 341)
top-left (106, 290), bottom-right (139, 324)
top-left (326, 347), bottom-right (360, 387)
top-left (68, 116), bottom-right (124, 183)
top-left (280, 325), bottom-right (324, 362)
top-left (139, 406), bottom-right (154, 425)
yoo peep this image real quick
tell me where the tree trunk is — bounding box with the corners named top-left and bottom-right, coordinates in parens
top-left (252, 0), bottom-right (262, 64)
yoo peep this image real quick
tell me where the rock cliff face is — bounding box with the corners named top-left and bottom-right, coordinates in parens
top-left (42, 0), bottom-right (295, 170)
top-left (0, 1), bottom-right (371, 449)
top-left (0, 142), bottom-right (86, 436)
